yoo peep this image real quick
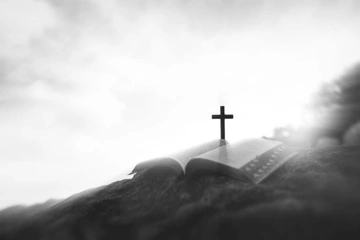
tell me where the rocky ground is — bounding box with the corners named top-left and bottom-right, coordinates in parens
top-left (2, 146), bottom-right (360, 240)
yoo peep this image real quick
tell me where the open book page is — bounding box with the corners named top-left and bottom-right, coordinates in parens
top-left (130, 139), bottom-right (227, 175)
top-left (193, 138), bottom-right (282, 169)
top-left (168, 139), bottom-right (227, 171)
top-left (129, 157), bottom-right (183, 175)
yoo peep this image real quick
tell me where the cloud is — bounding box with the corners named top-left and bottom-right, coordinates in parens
top-left (1, 0), bottom-right (360, 208)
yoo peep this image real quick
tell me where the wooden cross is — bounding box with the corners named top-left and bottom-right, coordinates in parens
top-left (212, 106), bottom-right (233, 140)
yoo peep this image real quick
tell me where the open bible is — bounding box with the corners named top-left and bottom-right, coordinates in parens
top-left (130, 138), bottom-right (299, 184)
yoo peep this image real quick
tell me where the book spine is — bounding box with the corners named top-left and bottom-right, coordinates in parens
top-left (240, 144), bottom-right (299, 184)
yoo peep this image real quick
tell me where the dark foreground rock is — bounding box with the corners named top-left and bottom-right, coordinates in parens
top-left (2, 146), bottom-right (360, 240)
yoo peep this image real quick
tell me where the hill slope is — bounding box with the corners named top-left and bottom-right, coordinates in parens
top-left (2, 146), bottom-right (360, 240)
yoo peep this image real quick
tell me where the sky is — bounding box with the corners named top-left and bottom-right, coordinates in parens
top-left (1, 0), bottom-right (360, 209)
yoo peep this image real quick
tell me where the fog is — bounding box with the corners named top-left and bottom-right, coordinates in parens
top-left (1, 0), bottom-right (360, 209)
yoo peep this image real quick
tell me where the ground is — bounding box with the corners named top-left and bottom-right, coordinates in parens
top-left (2, 146), bottom-right (360, 240)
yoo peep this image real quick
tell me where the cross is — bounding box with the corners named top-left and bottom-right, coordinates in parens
top-left (212, 106), bottom-right (234, 140)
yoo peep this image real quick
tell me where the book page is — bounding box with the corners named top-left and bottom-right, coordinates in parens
top-left (193, 138), bottom-right (282, 169)
top-left (168, 139), bottom-right (227, 171)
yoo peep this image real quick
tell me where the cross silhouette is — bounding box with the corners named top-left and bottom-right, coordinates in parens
top-left (212, 106), bottom-right (234, 140)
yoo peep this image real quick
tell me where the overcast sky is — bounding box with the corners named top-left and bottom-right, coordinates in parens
top-left (1, 0), bottom-right (360, 209)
